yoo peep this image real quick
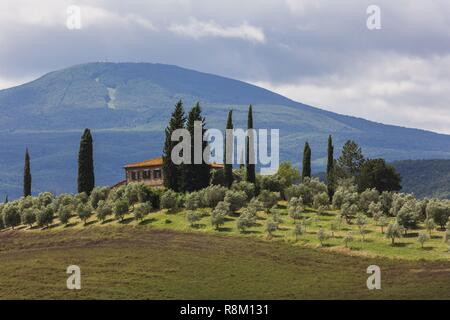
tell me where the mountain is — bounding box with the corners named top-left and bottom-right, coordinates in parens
top-left (392, 159), bottom-right (450, 199)
top-left (1, 62), bottom-right (450, 199)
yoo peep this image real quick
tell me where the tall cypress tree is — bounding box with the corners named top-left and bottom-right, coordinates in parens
top-left (302, 142), bottom-right (311, 180)
top-left (162, 100), bottom-right (186, 192)
top-left (326, 135), bottom-right (335, 201)
top-left (78, 129), bottom-right (95, 195)
top-left (23, 148), bottom-right (31, 197)
top-left (246, 105), bottom-right (256, 184)
top-left (224, 110), bottom-right (234, 188)
top-left (184, 102), bottom-right (210, 191)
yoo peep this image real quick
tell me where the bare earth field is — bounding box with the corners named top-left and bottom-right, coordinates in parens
top-left (1, 226), bottom-right (450, 299)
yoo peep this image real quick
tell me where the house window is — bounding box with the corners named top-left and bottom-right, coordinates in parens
top-left (131, 172), bottom-right (136, 180)
top-left (153, 169), bottom-right (161, 179)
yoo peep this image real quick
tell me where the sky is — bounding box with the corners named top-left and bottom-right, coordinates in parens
top-left (1, 0), bottom-right (450, 133)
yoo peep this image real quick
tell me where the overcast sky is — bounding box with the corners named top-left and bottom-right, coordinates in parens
top-left (1, 0), bottom-right (450, 133)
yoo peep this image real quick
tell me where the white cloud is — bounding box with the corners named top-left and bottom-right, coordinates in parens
top-left (252, 54), bottom-right (450, 134)
top-left (168, 17), bottom-right (266, 43)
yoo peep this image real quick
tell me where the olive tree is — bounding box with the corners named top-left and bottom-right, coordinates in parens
top-left (3, 205), bottom-right (21, 229)
top-left (343, 232), bottom-right (354, 248)
top-left (210, 201), bottom-right (229, 230)
top-left (224, 190), bottom-right (247, 213)
top-left (58, 206), bottom-right (72, 226)
top-left (114, 198), bottom-right (129, 222)
top-left (77, 203), bottom-right (93, 225)
top-left (22, 208), bottom-right (36, 228)
top-left (417, 232), bottom-right (430, 249)
top-left (385, 222), bottom-right (402, 245)
top-left (425, 218), bottom-right (436, 236)
top-left (186, 211), bottom-right (202, 227)
top-left (96, 200), bottom-right (113, 223)
top-left (288, 197), bottom-right (304, 221)
top-left (257, 190), bottom-right (279, 212)
top-left (265, 219), bottom-right (278, 237)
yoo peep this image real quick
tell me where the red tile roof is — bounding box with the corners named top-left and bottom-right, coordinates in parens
top-left (124, 156), bottom-right (223, 169)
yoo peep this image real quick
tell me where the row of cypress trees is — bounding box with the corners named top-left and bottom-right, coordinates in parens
top-left (162, 100), bottom-right (210, 192)
top-left (222, 106), bottom-right (256, 188)
top-left (163, 102), bottom-right (256, 191)
top-left (301, 135), bottom-right (335, 200)
top-left (17, 128), bottom-right (95, 200)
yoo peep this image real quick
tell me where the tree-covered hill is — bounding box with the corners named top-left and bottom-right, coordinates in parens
top-left (2, 62), bottom-right (450, 198)
top-left (392, 159), bottom-right (450, 199)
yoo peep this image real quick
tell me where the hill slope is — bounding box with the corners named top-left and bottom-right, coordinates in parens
top-left (1, 62), bottom-right (450, 198)
top-left (392, 159), bottom-right (450, 199)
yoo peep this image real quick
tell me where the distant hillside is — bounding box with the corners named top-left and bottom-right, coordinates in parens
top-left (392, 159), bottom-right (450, 199)
top-left (2, 62), bottom-right (450, 198)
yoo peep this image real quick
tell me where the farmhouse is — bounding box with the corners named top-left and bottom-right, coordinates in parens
top-left (119, 156), bottom-right (223, 187)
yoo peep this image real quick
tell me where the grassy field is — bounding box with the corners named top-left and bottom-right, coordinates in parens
top-left (38, 202), bottom-right (450, 261)
top-left (2, 225), bottom-right (450, 299)
top-left (2, 204), bottom-right (450, 299)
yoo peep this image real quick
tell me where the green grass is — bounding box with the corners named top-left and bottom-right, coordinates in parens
top-left (2, 225), bottom-right (450, 299)
top-left (18, 202), bottom-right (450, 261)
top-left (2, 204), bottom-right (450, 299)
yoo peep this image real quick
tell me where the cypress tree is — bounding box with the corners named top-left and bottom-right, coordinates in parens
top-left (4, 194), bottom-right (8, 204)
top-left (302, 142), bottom-right (311, 180)
top-left (224, 110), bottom-right (234, 188)
top-left (246, 105), bottom-right (256, 184)
top-left (185, 102), bottom-right (210, 191)
top-left (326, 135), bottom-right (335, 201)
top-left (77, 128), bottom-right (95, 195)
top-left (162, 100), bottom-right (186, 192)
top-left (23, 148), bottom-right (31, 197)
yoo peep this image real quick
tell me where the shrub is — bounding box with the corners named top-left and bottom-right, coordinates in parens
top-left (257, 190), bottom-right (279, 212)
top-left (3, 204), bottom-right (21, 229)
top-left (114, 198), bottom-right (129, 221)
top-left (96, 200), bottom-right (113, 223)
top-left (224, 190), bottom-right (247, 213)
